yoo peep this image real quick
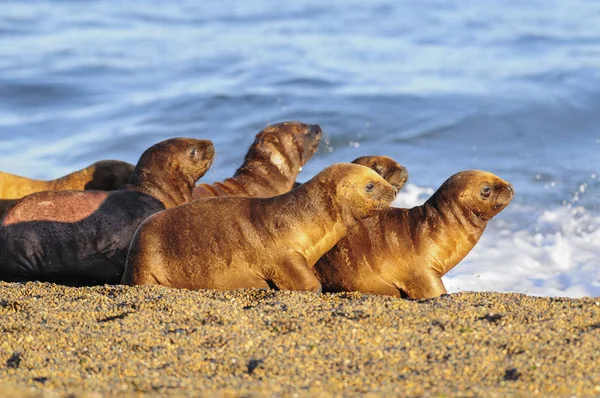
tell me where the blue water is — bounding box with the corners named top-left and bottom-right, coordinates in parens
top-left (1, 0), bottom-right (599, 297)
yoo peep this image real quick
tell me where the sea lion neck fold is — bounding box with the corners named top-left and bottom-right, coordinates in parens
top-left (232, 122), bottom-right (322, 196)
top-left (425, 184), bottom-right (488, 233)
top-left (127, 138), bottom-right (214, 209)
top-left (315, 169), bottom-right (514, 299)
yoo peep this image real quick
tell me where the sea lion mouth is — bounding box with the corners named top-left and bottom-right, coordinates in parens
top-left (374, 190), bottom-right (397, 210)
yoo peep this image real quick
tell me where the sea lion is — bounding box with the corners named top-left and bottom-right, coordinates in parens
top-left (292, 155), bottom-right (409, 192)
top-left (314, 170), bottom-right (514, 299)
top-left (0, 200), bottom-right (15, 220)
top-left (351, 156), bottom-right (408, 193)
top-left (122, 163), bottom-right (397, 292)
top-left (0, 160), bottom-right (135, 199)
top-left (192, 121), bottom-right (322, 198)
top-left (0, 138), bottom-right (214, 285)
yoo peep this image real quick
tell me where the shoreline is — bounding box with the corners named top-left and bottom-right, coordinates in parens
top-left (1, 282), bottom-right (599, 397)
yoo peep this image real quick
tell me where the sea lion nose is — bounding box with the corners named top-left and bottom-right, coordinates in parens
top-left (506, 183), bottom-right (514, 195)
top-left (308, 124), bottom-right (322, 137)
top-left (204, 142), bottom-right (215, 159)
top-left (400, 167), bottom-right (409, 182)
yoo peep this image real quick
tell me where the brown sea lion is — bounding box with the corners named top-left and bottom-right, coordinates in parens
top-left (314, 170), bottom-right (514, 299)
top-left (122, 163), bottom-right (397, 292)
top-left (0, 160), bottom-right (135, 199)
top-left (351, 156), bottom-right (408, 193)
top-left (193, 121), bottom-right (322, 198)
top-left (0, 138), bottom-right (214, 285)
top-left (292, 155), bottom-right (409, 192)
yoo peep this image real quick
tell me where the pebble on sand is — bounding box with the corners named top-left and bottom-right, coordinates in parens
top-left (1, 282), bottom-right (599, 397)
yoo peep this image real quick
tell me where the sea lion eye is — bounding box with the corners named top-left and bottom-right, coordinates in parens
top-left (365, 182), bottom-right (375, 193)
top-left (189, 147), bottom-right (198, 158)
top-left (481, 186), bottom-right (492, 198)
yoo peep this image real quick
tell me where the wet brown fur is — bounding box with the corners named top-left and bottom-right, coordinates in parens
top-left (0, 138), bottom-right (214, 285)
top-left (0, 160), bottom-right (135, 199)
top-left (193, 121), bottom-right (322, 198)
top-left (0, 160), bottom-right (135, 219)
top-left (351, 155), bottom-right (408, 193)
top-left (314, 170), bottom-right (514, 299)
top-left (123, 163), bottom-right (397, 292)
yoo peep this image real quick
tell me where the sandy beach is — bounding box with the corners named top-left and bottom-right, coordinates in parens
top-left (1, 282), bottom-right (599, 397)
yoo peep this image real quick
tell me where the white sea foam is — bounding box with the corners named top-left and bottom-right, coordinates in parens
top-left (391, 183), bottom-right (432, 209)
top-left (443, 204), bottom-right (600, 298)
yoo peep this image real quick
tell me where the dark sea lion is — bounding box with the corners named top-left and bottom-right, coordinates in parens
top-left (0, 138), bottom-right (214, 285)
top-left (193, 121), bottom-right (322, 198)
top-left (0, 200), bottom-right (15, 220)
top-left (314, 170), bottom-right (514, 299)
top-left (122, 163), bottom-right (397, 292)
top-left (0, 160), bottom-right (135, 199)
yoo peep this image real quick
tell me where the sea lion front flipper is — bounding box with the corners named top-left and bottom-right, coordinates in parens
top-left (404, 272), bottom-right (447, 299)
top-left (273, 255), bottom-right (322, 293)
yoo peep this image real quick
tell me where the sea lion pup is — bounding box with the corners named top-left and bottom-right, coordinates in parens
top-left (292, 155), bottom-right (409, 192)
top-left (351, 156), bottom-right (408, 193)
top-left (314, 170), bottom-right (514, 299)
top-left (122, 163), bottom-right (397, 292)
top-left (0, 160), bottom-right (135, 200)
top-left (192, 121), bottom-right (322, 198)
top-left (0, 138), bottom-right (214, 285)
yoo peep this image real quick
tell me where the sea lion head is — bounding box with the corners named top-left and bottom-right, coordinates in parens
top-left (316, 163), bottom-right (397, 221)
top-left (128, 138), bottom-right (215, 194)
top-left (352, 155), bottom-right (409, 193)
top-left (245, 121), bottom-right (323, 174)
top-left (438, 170), bottom-right (514, 221)
top-left (85, 160), bottom-right (135, 190)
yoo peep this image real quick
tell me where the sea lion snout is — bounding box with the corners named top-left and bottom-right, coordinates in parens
top-left (373, 182), bottom-right (397, 210)
top-left (197, 140), bottom-right (215, 163)
top-left (299, 123), bottom-right (323, 160)
top-left (492, 181), bottom-right (514, 210)
top-left (306, 123), bottom-right (322, 138)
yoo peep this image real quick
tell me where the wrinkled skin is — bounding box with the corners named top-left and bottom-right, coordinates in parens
top-left (314, 170), bottom-right (514, 299)
top-left (123, 163), bottom-right (397, 293)
top-left (193, 121), bottom-right (322, 198)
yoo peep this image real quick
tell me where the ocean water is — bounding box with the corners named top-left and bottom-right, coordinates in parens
top-left (0, 0), bottom-right (599, 297)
